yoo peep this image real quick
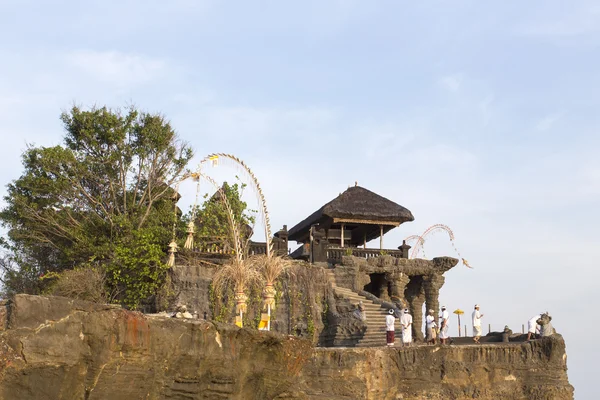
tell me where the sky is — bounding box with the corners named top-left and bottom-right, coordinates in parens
top-left (0, 0), bottom-right (598, 398)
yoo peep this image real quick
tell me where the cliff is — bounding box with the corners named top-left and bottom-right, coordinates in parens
top-left (0, 295), bottom-right (573, 400)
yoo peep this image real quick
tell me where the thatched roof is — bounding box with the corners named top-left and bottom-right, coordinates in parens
top-left (288, 186), bottom-right (414, 242)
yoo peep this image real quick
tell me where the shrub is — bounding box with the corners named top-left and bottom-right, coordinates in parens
top-left (45, 266), bottom-right (113, 303)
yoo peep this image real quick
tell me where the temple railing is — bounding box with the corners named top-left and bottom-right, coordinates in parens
top-left (184, 237), bottom-right (288, 258)
top-left (326, 246), bottom-right (405, 263)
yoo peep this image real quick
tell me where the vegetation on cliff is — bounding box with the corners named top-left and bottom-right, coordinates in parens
top-left (0, 105), bottom-right (194, 308)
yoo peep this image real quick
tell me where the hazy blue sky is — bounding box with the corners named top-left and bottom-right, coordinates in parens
top-left (1, 1), bottom-right (598, 397)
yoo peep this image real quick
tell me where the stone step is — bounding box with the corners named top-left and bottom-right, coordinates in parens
top-left (333, 293), bottom-right (380, 305)
top-left (360, 305), bottom-right (384, 309)
top-left (334, 293), bottom-right (363, 298)
top-left (363, 315), bottom-right (389, 319)
top-left (332, 291), bottom-right (364, 299)
top-left (363, 332), bottom-right (402, 338)
top-left (326, 271), bottom-right (409, 348)
top-left (356, 339), bottom-right (390, 344)
top-left (363, 319), bottom-right (389, 324)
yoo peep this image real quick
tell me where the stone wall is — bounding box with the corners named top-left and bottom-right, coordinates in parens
top-left (170, 264), bottom-right (217, 318)
top-left (333, 255), bottom-right (458, 341)
top-left (170, 262), bottom-right (332, 344)
top-left (0, 295), bottom-right (574, 400)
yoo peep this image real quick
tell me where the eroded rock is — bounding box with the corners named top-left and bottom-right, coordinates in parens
top-left (0, 295), bottom-right (574, 400)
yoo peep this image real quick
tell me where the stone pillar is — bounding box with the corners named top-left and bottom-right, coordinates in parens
top-left (379, 279), bottom-right (391, 302)
top-left (398, 240), bottom-right (411, 259)
top-left (405, 277), bottom-right (425, 342)
top-left (388, 272), bottom-right (410, 308)
top-left (275, 225), bottom-right (289, 255)
top-left (423, 274), bottom-right (445, 322)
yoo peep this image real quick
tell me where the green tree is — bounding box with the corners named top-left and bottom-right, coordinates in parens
top-left (0, 105), bottom-right (193, 308)
top-left (193, 181), bottom-right (256, 246)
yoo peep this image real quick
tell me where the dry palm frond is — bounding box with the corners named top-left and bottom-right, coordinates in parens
top-left (248, 254), bottom-right (292, 310)
top-left (248, 254), bottom-right (291, 286)
top-left (212, 258), bottom-right (261, 295)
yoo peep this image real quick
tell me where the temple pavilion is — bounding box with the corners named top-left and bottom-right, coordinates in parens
top-left (288, 185), bottom-right (414, 261)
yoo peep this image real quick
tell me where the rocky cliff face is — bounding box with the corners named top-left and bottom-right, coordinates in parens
top-left (0, 295), bottom-right (573, 400)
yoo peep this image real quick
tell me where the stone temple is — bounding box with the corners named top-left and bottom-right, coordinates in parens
top-left (171, 184), bottom-right (459, 346)
top-left (283, 184), bottom-right (459, 343)
top-left (0, 184), bottom-right (572, 399)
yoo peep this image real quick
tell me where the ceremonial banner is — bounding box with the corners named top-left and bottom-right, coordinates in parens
top-left (258, 313), bottom-right (270, 331)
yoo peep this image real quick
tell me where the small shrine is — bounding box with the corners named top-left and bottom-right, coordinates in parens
top-left (287, 184), bottom-right (414, 262)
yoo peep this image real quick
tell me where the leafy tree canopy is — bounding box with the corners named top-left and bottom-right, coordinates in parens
top-left (193, 180), bottom-right (256, 244)
top-left (0, 105), bottom-right (193, 308)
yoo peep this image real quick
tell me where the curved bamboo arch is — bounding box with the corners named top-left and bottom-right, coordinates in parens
top-left (173, 171), bottom-right (246, 263)
top-left (409, 224), bottom-right (454, 259)
top-left (197, 153), bottom-right (273, 258)
top-left (406, 224), bottom-right (472, 268)
top-left (403, 234), bottom-right (425, 249)
top-left (195, 171), bottom-right (245, 262)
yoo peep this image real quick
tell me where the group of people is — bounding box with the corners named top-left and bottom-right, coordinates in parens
top-left (385, 307), bottom-right (413, 347)
top-left (384, 304), bottom-right (485, 346)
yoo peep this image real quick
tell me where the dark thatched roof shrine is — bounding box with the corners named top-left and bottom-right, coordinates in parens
top-left (288, 185), bottom-right (414, 247)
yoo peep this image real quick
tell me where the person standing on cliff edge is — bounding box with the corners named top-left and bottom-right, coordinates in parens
top-left (426, 309), bottom-right (437, 344)
top-left (472, 304), bottom-right (484, 343)
top-left (386, 309), bottom-right (396, 346)
top-left (439, 306), bottom-right (450, 344)
top-left (527, 313), bottom-right (542, 341)
top-left (400, 308), bottom-right (413, 347)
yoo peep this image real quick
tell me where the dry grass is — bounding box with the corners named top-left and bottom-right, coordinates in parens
top-left (248, 254), bottom-right (292, 285)
top-left (212, 259), bottom-right (261, 295)
top-left (46, 266), bottom-right (117, 304)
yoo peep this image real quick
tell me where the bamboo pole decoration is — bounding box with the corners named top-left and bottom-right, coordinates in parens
top-left (167, 240), bottom-right (178, 267)
top-left (406, 224), bottom-right (472, 268)
top-left (235, 291), bottom-right (248, 314)
top-left (178, 171), bottom-right (244, 260)
top-left (198, 153), bottom-right (273, 258)
top-left (263, 283), bottom-right (276, 310)
top-left (168, 181), bottom-right (182, 260)
top-left (454, 309), bottom-right (464, 337)
top-left (183, 172), bottom-right (201, 250)
top-left (184, 220), bottom-right (195, 249)
top-left (268, 297), bottom-right (275, 331)
top-left (341, 223), bottom-right (345, 247)
top-left (198, 172), bottom-right (244, 262)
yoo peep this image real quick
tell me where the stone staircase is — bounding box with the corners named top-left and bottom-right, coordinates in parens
top-left (326, 270), bottom-right (402, 347)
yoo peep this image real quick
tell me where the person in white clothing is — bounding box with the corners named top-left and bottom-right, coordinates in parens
top-left (425, 309), bottom-right (437, 345)
top-left (439, 305), bottom-right (450, 344)
top-left (400, 308), bottom-right (413, 347)
top-left (527, 313), bottom-right (542, 341)
top-left (472, 304), bottom-right (484, 343)
top-left (385, 309), bottom-right (396, 346)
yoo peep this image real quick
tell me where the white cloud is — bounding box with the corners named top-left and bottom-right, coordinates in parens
top-left (66, 50), bottom-right (166, 86)
top-left (535, 112), bottom-right (563, 132)
top-left (517, 2), bottom-right (600, 38)
top-left (439, 74), bottom-right (463, 92)
top-left (479, 94), bottom-right (494, 126)
top-left (578, 163), bottom-right (600, 196)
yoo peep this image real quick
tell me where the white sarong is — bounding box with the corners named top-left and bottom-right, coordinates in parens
top-left (440, 324), bottom-right (450, 339)
top-left (402, 327), bottom-right (412, 343)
